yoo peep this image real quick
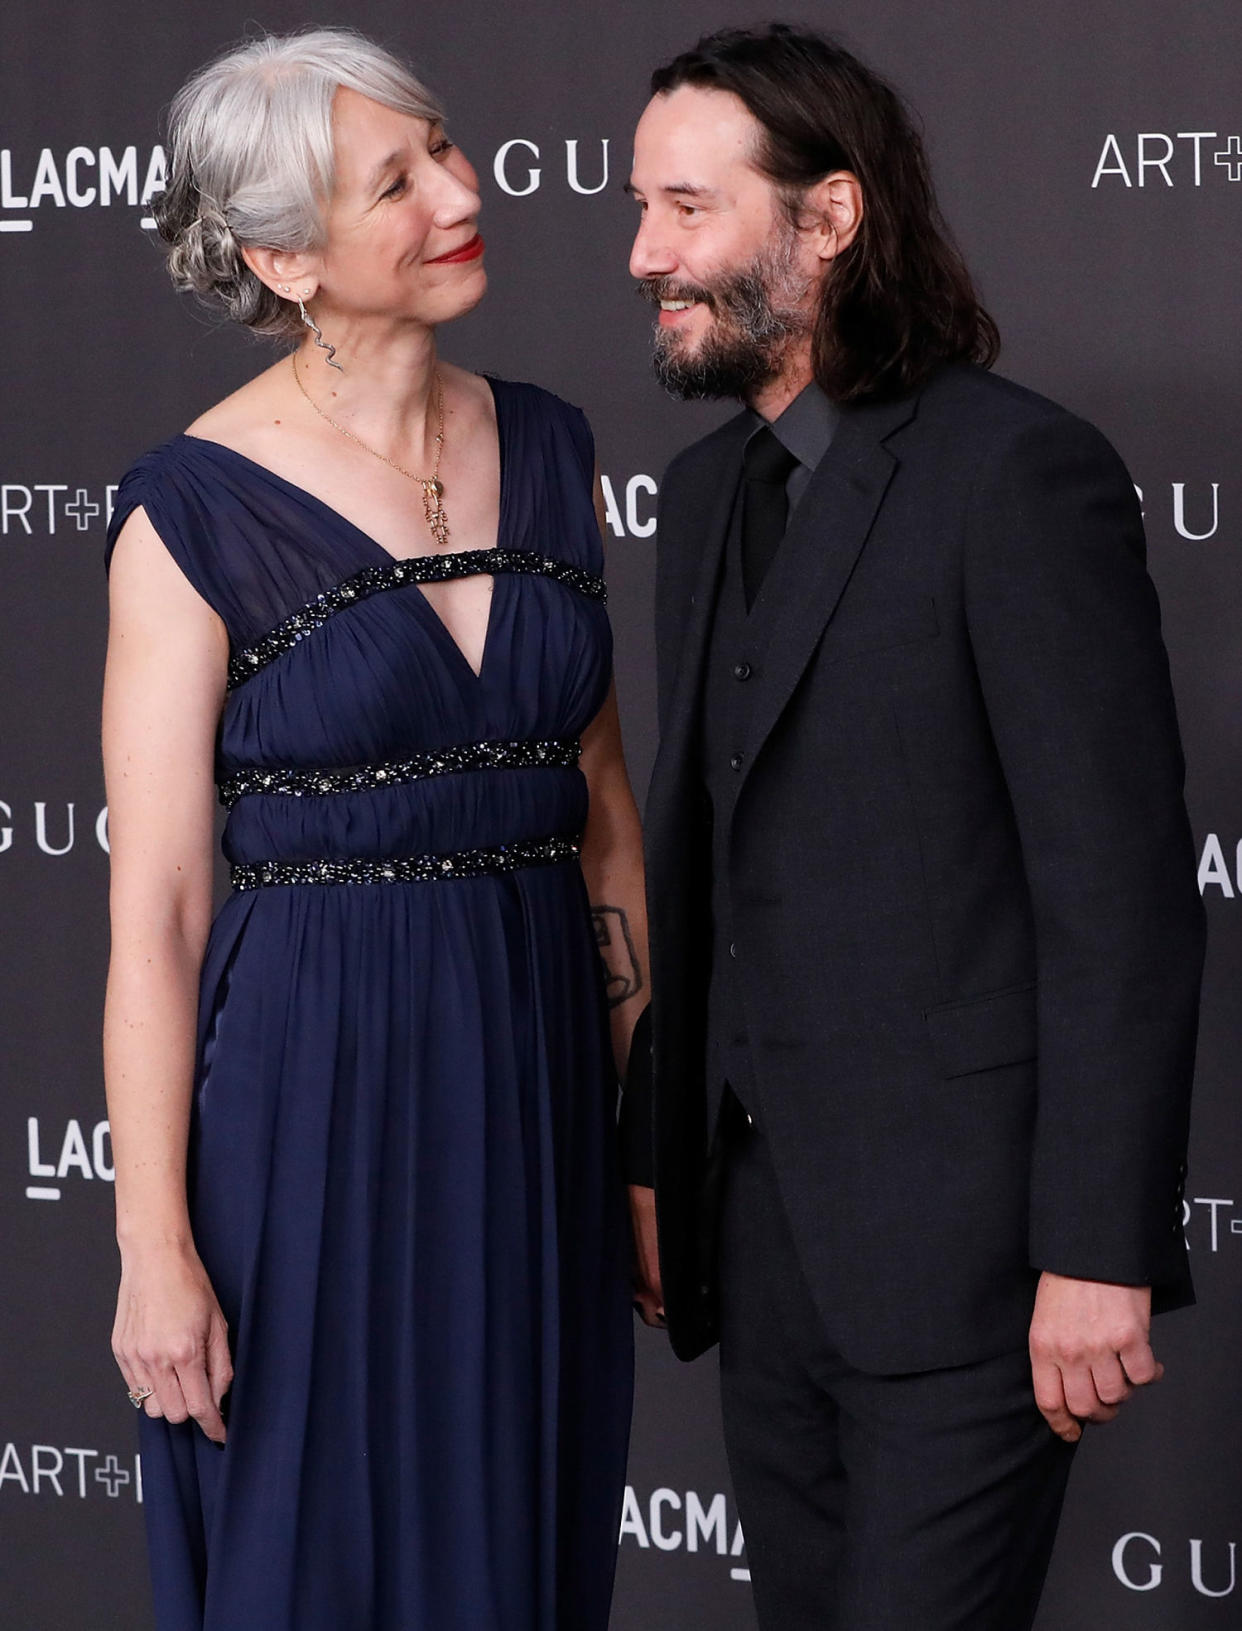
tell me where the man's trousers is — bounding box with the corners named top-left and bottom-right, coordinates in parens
top-left (717, 1101), bottom-right (1076, 1631)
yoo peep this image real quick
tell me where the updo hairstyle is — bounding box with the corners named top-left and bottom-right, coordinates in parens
top-left (154, 28), bottom-right (443, 340)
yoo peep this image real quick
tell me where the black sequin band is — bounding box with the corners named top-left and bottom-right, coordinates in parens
top-left (227, 549), bottom-right (608, 690)
top-left (230, 833), bottom-right (582, 891)
top-left (217, 737), bottom-right (582, 809)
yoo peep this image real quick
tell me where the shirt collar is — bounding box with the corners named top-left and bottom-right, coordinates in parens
top-left (747, 380), bottom-right (840, 472)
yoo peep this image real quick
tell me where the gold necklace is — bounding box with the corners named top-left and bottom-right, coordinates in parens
top-left (291, 353), bottom-right (449, 548)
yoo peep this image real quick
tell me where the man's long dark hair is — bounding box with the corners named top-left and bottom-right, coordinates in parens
top-left (650, 25), bottom-right (999, 402)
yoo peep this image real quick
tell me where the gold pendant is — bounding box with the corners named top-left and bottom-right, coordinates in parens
top-left (422, 478), bottom-right (449, 549)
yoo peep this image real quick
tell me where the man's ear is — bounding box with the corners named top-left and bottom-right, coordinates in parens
top-left (801, 170), bottom-right (863, 262)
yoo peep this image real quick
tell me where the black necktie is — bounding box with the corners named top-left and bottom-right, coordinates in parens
top-left (740, 426), bottom-right (799, 610)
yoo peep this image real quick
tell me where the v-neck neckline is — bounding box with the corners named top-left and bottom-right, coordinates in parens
top-left (178, 375), bottom-right (510, 684)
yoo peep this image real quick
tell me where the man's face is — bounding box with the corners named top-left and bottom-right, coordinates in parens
top-left (628, 85), bottom-right (815, 400)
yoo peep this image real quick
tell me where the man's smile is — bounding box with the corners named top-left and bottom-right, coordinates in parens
top-left (657, 299), bottom-right (707, 327)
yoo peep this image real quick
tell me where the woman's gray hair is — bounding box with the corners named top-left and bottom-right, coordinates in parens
top-left (154, 28), bottom-right (443, 340)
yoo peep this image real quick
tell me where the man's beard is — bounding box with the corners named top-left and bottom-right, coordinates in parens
top-left (639, 227), bottom-right (811, 401)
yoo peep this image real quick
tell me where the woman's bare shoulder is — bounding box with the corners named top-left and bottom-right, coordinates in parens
top-left (183, 354), bottom-right (291, 449)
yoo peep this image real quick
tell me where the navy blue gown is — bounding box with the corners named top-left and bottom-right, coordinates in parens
top-left (105, 378), bottom-right (634, 1631)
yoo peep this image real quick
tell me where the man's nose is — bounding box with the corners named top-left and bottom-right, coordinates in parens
top-left (629, 217), bottom-right (676, 280)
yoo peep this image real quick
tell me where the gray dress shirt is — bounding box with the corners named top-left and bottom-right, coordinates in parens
top-left (747, 378), bottom-right (840, 514)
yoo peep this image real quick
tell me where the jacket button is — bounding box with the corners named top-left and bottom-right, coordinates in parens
top-left (733, 661), bottom-right (753, 681)
top-left (729, 752), bottom-right (744, 772)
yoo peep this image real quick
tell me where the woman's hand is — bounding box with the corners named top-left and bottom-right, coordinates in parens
top-left (112, 1243), bottom-right (233, 1445)
top-left (629, 1184), bottom-right (666, 1327)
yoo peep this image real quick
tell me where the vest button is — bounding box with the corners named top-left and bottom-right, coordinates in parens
top-left (729, 752), bottom-right (744, 772)
top-left (733, 661), bottom-right (753, 681)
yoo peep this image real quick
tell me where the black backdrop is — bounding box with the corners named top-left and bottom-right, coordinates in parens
top-left (2, 2), bottom-right (1240, 1625)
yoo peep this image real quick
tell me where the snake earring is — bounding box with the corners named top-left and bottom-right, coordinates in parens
top-left (297, 292), bottom-right (343, 372)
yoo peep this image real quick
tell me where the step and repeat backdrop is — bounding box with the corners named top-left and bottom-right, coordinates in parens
top-left (1, 0), bottom-right (1239, 1625)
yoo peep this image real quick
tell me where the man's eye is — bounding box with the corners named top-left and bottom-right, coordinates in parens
top-left (677, 203), bottom-right (698, 217)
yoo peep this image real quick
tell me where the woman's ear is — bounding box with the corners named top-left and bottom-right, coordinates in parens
top-left (241, 246), bottom-right (321, 303)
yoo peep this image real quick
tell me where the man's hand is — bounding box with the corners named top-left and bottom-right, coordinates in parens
top-left (1029, 1271), bottom-right (1162, 1443)
top-left (629, 1184), bottom-right (665, 1327)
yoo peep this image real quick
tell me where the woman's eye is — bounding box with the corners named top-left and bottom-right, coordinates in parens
top-left (382, 176), bottom-right (408, 199)
top-left (431, 138), bottom-right (455, 159)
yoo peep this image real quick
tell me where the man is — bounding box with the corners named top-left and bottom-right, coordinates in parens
top-left (620, 24), bottom-right (1204, 1631)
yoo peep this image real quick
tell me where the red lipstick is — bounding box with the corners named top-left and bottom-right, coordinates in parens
top-left (427, 233), bottom-right (485, 265)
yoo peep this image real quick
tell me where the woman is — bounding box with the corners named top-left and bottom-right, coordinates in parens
top-left (102, 28), bottom-right (641, 1630)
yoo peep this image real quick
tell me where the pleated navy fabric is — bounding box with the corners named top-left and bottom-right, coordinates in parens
top-left (105, 378), bottom-right (633, 1631)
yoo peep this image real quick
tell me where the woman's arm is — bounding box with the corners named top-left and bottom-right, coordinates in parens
top-left (578, 679), bottom-right (649, 1080)
top-left (102, 506), bottom-right (233, 1441)
top-left (579, 473), bottom-right (650, 1082)
top-left (579, 472), bottom-right (662, 1324)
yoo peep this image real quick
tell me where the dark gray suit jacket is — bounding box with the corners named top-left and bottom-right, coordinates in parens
top-left (628, 363), bottom-right (1204, 1372)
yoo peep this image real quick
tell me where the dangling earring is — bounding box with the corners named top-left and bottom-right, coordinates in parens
top-left (297, 290), bottom-right (343, 372)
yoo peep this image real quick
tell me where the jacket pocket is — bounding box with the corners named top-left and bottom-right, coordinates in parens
top-left (924, 982), bottom-right (1037, 1078)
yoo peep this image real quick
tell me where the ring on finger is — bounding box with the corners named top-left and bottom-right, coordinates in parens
top-left (127, 1385), bottom-right (155, 1409)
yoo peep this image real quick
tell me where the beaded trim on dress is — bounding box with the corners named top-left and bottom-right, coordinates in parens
top-left (226, 549), bottom-right (607, 691)
top-left (230, 833), bottom-right (582, 890)
top-left (217, 738), bottom-right (582, 808)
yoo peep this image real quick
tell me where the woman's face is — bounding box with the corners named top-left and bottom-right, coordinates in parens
top-left (314, 87), bottom-right (486, 329)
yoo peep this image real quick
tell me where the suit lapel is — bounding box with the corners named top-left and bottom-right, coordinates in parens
top-left (737, 391), bottom-right (921, 788)
top-left (652, 416), bottom-right (750, 794)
